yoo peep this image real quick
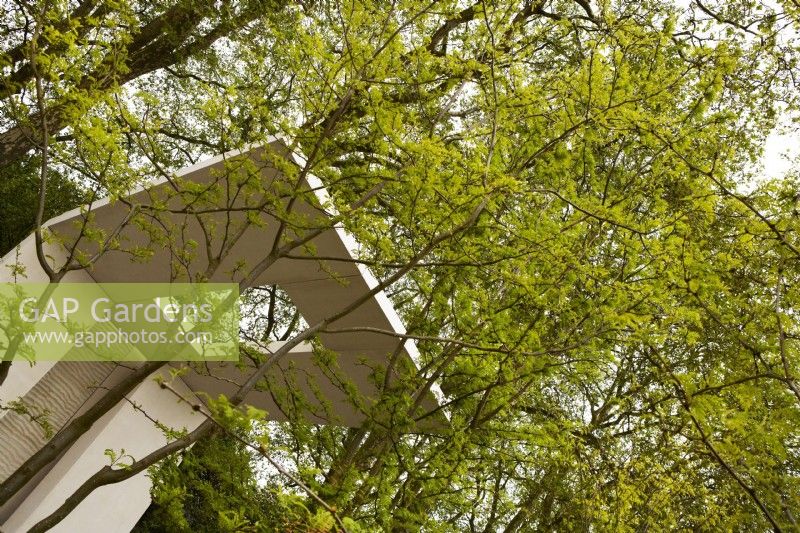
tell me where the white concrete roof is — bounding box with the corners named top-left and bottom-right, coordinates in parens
top-left (0, 140), bottom-right (447, 531)
top-left (1, 139), bottom-right (444, 427)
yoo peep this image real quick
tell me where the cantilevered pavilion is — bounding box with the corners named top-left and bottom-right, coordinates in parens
top-left (0, 140), bottom-right (442, 532)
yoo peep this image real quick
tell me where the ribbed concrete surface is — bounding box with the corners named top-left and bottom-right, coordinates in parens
top-left (0, 362), bottom-right (113, 481)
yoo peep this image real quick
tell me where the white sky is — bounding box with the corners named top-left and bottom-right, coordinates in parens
top-left (762, 126), bottom-right (800, 180)
top-left (667, 0), bottom-right (800, 183)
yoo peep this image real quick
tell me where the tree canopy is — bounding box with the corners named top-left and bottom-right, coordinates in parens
top-left (2, 0), bottom-right (800, 531)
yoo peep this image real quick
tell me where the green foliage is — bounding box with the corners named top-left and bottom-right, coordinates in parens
top-left (133, 434), bottom-right (350, 533)
top-left (0, 157), bottom-right (86, 257)
top-left (5, 0), bottom-right (800, 530)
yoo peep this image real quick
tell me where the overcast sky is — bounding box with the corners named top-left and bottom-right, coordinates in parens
top-left (762, 124), bottom-right (800, 181)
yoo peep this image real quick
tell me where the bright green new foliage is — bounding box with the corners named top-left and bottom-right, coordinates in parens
top-left (3, 0), bottom-right (800, 530)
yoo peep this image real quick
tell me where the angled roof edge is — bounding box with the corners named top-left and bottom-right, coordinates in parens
top-left (27, 136), bottom-right (446, 410)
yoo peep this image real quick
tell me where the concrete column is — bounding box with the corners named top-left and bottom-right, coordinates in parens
top-left (0, 370), bottom-right (203, 533)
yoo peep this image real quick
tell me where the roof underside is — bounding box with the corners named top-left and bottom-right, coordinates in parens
top-left (4, 139), bottom-right (443, 428)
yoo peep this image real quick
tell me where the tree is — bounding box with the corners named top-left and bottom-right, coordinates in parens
top-left (0, 156), bottom-right (86, 256)
top-left (2, 0), bottom-right (800, 531)
top-left (133, 433), bottom-right (343, 533)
